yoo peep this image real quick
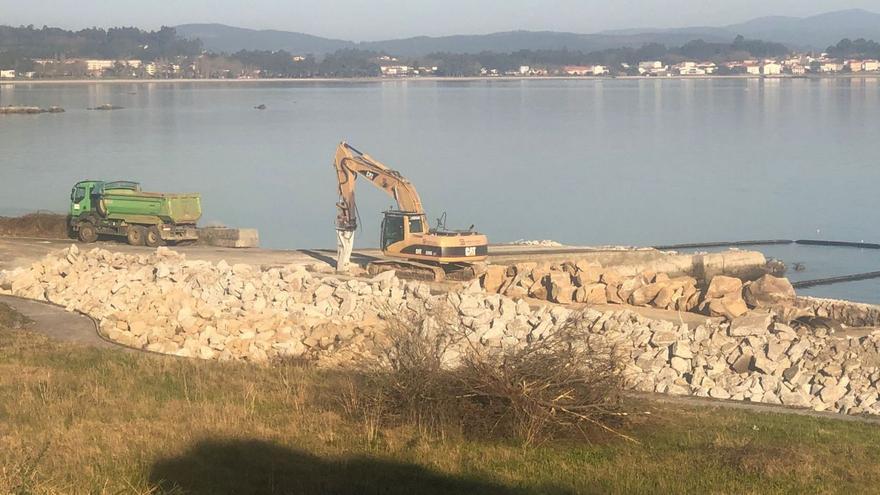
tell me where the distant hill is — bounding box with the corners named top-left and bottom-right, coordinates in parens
top-left (359, 31), bottom-right (732, 57)
top-left (602, 9), bottom-right (880, 50)
top-left (726, 9), bottom-right (880, 48)
top-left (178, 9), bottom-right (880, 56)
top-left (175, 23), bottom-right (353, 54)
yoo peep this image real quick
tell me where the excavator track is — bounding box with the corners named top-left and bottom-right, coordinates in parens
top-left (367, 260), bottom-right (485, 282)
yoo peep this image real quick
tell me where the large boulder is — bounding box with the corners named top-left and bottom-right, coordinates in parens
top-left (708, 296), bottom-right (749, 319)
top-left (706, 276), bottom-right (743, 299)
top-left (729, 311), bottom-right (773, 337)
top-left (743, 275), bottom-right (796, 308)
top-left (481, 265), bottom-right (508, 293)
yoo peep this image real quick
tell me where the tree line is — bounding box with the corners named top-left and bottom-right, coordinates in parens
top-left (2, 24), bottom-right (878, 78)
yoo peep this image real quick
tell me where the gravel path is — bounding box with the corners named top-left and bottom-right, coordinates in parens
top-left (0, 294), bottom-right (117, 348)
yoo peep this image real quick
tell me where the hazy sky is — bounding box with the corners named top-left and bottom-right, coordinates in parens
top-left (1, 0), bottom-right (876, 40)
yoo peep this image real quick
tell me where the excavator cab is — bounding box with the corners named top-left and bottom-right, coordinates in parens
top-left (380, 210), bottom-right (426, 250)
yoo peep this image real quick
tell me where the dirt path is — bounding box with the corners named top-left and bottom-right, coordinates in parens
top-left (0, 295), bottom-right (118, 349)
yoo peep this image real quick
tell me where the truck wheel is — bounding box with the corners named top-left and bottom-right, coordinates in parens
top-left (145, 226), bottom-right (164, 248)
top-left (78, 223), bottom-right (98, 243)
top-left (127, 226), bottom-right (146, 246)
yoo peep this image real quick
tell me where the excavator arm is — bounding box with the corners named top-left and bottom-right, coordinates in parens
top-left (334, 142), bottom-right (424, 232)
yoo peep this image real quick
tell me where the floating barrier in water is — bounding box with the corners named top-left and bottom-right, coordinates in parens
top-left (652, 240), bottom-right (792, 250)
top-left (653, 238), bottom-right (880, 289)
top-left (793, 271), bottom-right (880, 289)
top-left (795, 239), bottom-right (880, 250)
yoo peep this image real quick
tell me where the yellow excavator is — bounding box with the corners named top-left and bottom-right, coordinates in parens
top-left (333, 142), bottom-right (488, 281)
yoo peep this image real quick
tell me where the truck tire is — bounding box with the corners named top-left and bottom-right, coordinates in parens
top-left (78, 223), bottom-right (98, 243)
top-left (145, 226), bottom-right (164, 247)
top-left (127, 226), bottom-right (146, 246)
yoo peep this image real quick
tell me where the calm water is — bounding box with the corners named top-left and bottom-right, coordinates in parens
top-left (2, 78), bottom-right (879, 302)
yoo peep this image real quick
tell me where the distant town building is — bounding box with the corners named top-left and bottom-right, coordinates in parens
top-left (821, 61), bottom-right (843, 73)
top-left (291, 56), bottom-right (306, 62)
top-left (0, 69), bottom-right (15, 79)
top-left (638, 61), bottom-right (666, 76)
top-left (380, 65), bottom-right (411, 76)
top-left (590, 65), bottom-right (608, 76)
top-left (85, 59), bottom-right (114, 73)
top-left (145, 62), bottom-right (157, 76)
top-left (762, 62), bottom-right (782, 75)
top-left (745, 63), bottom-right (761, 75)
top-left (790, 64), bottom-right (806, 76)
top-left (846, 60), bottom-right (863, 72)
top-left (519, 65), bottom-right (530, 75)
top-left (864, 60), bottom-right (880, 72)
top-left (562, 65), bottom-right (591, 76)
top-left (696, 62), bottom-right (717, 74)
top-left (676, 62), bottom-right (706, 75)
top-left (412, 66), bottom-right (438, 75)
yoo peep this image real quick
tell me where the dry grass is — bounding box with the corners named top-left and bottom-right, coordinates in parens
top-left (2, 322), bottom-right (880, 494)
top-left (0, 302), bottom-right (33, 330)
top-left (0, 213), bottom-right (69, 239)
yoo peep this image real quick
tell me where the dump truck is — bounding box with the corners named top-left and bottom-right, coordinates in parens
top-left (68, 180), bottom-right (201, 247)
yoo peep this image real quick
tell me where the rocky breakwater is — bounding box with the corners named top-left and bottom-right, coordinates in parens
top-left (481, 257), bottom-right (818, 322)
top-left (0, 245), bottom-right (575, 366)
top-left (3, 245), bottom-right (880, 415)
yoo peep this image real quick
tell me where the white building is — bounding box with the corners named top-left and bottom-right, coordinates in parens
top-left (591, 65), bottom-right (608, 75)
top-left (864, 60), bottom-right (880, 72)
top-left (519, 65), bottom-right (530, 75)
top-left (0, 69), bottom-right (15, 79)
top-left (676, 62), bottom-right (706, 76)
top-left (762, 62), bottom-right (782, 75)
top-left (821, 61), bottom-right (843, 73)
top-left (380, 65), bottom-right (411, 76)
top-left (745, 64), bottom-right (761, 75)
top-left (562, 65), bottom-right (591, 76)
top-left (85, 59), bottom-right (114, 72)
top-left (145, 63), bottom-right (157, 76)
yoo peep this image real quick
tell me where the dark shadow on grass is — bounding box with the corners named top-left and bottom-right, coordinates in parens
top-left (149, 438), bottom-right (553, 495)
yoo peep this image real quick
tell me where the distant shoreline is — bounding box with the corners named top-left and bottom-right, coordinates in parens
top-left (2, 73), bottom-right (879, 85)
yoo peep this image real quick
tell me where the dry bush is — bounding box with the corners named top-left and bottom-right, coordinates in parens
top-left (352, 304), bottom-right (465, 438)
top-left (0, 212), bottom-right (69, 239)
top-left (352, 307), bottom-right (630, 446)
top-left (456, 316), bottom-right (629, 445)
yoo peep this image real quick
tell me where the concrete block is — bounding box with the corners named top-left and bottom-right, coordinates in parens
top-left (198, 228), bottom-right (260, 248)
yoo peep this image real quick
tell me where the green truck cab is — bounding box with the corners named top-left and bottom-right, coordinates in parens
top-left (69, 180), bottom-right (202, 247)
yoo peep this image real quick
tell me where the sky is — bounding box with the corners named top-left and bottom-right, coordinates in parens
top-left (1, 0), bottom-right (877, 41)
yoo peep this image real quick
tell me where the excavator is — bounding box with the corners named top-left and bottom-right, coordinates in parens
top-left (333, 142), bottom-right (488, 281)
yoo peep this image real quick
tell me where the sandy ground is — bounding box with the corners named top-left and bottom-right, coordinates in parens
top-left (0, 236), bottom-right (671, 273)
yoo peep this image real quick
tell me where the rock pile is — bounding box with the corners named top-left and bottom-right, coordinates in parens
top-left (482, 261), bottom-right (811, 323)
top-left (0, 245), bottom-right (577, 365)
top-left (483, 260), bottom-right (703, 312)
top-left (794, 298), bottom-right (880, 328)
top-left (3, 245), bottom-right (880, 416)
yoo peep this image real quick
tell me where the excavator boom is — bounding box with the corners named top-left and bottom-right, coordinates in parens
top-left (334, 142), bottom-right (424, 231)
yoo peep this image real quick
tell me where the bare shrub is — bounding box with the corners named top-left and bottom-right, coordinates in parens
top-left (351, 306), bottom-right (630, 446)
top-left (360, 303), bottom-right (465, 437)
top-left (456, 315), bottom-right (630, 445)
